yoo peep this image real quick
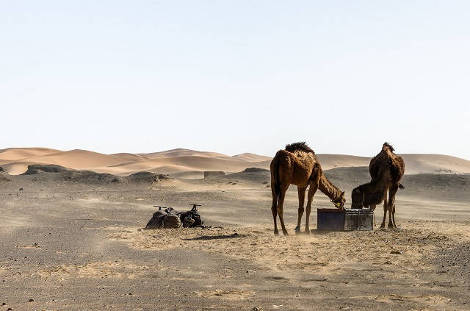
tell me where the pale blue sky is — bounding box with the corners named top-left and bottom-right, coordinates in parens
top-left (1, 1), bottom-right (470, 159)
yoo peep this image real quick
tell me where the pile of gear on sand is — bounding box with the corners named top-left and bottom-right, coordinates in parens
top-left (145, 204), bottom-right (204, 229)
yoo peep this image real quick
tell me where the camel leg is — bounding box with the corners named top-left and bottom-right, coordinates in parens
top-left (305, 182), bottom-right (318, 234)
top-left (271, 186), bottom-right (279, 235)
top-left (380, 190), bottom-right (388, 228)
top-left (277, 186), bottom-right (289, 236)
top-left (295, 186), bottom-right (306, 233)
top-left (387, 205), bottom-right (393, 228)
top-left (388, 185), bottom-right (398, 228)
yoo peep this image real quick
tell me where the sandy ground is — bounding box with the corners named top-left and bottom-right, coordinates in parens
top-left (1, 165), bottom-right (470, 310)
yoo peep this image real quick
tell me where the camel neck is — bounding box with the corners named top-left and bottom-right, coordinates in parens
top-left (319, 174), bottom-right (342, 201)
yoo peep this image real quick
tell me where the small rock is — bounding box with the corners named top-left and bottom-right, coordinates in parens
top-left (390, 250), bottom-right (402, 255)
top-left (28, 299), bottom-right (34, 302)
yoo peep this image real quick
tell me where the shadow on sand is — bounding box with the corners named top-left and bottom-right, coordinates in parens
top-left (183, 233), bottom-right (245, 241)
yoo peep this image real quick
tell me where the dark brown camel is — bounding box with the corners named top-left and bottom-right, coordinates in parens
top-left (270, 142), bottom-right (346, 235)
top-left (351, 143), bottom-right (405, 228)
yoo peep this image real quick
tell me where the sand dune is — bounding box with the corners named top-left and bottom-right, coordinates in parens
top-left (231, 153), bottom-right (272, 162)
top-left (143, 148), bottom-right (230, 160)
top-left (0, 147), bottom-right (469, 176)
top-left (316, 154), bottom-right (371, 170)
top-left (400, 154), bottom-right (470, 174)
top-left (0, 147), bottom-right (59, 161)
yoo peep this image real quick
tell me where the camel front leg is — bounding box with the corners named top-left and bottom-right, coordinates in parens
top-left (277, 186), bottom-right (289, 235)
top-left (305, 182), bottom-right (318, 234)
top-left (295, 186), bottom-right (306, 233)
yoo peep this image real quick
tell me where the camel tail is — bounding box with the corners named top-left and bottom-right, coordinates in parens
top-left (399, 183), bottom-right (405, 190)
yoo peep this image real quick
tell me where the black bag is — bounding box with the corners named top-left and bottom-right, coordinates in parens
top-left (145, 205), bottom-right (203, 229)
top-left (145, 207), bottom-right (181, 229)
top-left (177, 205), bottom-right (203, 228)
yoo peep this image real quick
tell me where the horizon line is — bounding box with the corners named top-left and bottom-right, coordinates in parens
top-left (1, 146), bottom-right (469, 161)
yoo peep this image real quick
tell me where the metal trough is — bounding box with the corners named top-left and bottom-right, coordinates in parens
top-left (317, 208), bottom-right (374, 231)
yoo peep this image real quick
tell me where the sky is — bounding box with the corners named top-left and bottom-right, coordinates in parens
top-left (1, 1), bottom-right (470, 159)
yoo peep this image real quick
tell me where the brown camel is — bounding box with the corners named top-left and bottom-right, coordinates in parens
top-left (270, 142), bottom-right (346, 235)
top-left (351, 143), bottom-right (405, 228)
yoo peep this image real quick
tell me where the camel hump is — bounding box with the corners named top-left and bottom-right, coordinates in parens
top-left (272, 149), bottom-right (291, 161)
top-left (285, 142), bottom-right (315, 154)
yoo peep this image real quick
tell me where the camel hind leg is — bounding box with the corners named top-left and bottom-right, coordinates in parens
top-left (277, 185), bottom-right (289, 235)
top-left (388, 185), bottom-right (399, 228)
top-left (271, 186), bottom-right (279, 235)
top-left (295, 186), bottom-right (306, 233)
top-left (391, 205), bottom-right (397, 228)
top-left (380, 190), bottom-right (389, 228)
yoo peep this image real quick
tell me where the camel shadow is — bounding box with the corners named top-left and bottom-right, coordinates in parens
top-left (309, 229), bottom-right (341, 235)
top-left (183, 233), bottom-right (245, 241)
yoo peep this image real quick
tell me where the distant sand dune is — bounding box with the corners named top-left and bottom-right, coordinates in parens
top-left (316, 154), bottom-right (371, 170)
top-left (0, 147), bottom-right (59, 161)
top-left (0, 147), bottom-right (469, 176)
top-left (231, 153), bottom-right (272, 162)
top-left (400, 154), bottom-right (470, 174)
top-left (142, 148), bottom-right (230, 160)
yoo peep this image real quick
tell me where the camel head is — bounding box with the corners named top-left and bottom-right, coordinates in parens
top-left (332, 191), bottom-right (346, 209)
top-left (351, 187), bottom-right (363, 209)
top-left (382, 142), bottom-right (395, 152)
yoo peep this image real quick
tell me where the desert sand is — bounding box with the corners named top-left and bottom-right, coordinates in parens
top-left (1, 147), bottom-right (470, 310)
